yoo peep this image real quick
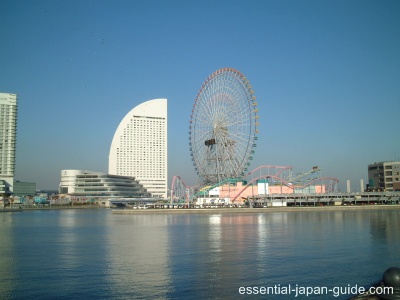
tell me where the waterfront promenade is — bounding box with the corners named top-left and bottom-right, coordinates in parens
top-left (112, 204), bottom-right (400, 214)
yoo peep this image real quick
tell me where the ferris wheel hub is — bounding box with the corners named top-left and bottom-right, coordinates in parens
top-left (189, 68), bottom-right (259, 186)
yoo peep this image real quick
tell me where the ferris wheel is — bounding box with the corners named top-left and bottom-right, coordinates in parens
top-left (189, 68), bottom-right (259, 185)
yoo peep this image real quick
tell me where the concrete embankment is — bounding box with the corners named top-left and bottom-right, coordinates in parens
top-left (1, 205), bottom-right (101, 211)
top-left (0, 208), bottom-right (23, 213)
top-left (112, 205), bottom-right (400, 215)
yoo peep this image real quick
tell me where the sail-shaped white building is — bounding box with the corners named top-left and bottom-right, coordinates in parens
top-left (109, 99), bottom-right (167, 198)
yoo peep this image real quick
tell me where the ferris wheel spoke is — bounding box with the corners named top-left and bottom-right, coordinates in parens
top-left (190, 68), bottom-right (258, 185)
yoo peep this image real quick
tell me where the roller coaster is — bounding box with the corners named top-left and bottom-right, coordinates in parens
top-left (171, 165), bottom-right (339, 202)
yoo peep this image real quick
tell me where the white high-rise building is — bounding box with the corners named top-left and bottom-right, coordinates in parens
top-left (109, 99), bottom-right (167, 198)
top-left (0, 93), bottom-right (18, 194)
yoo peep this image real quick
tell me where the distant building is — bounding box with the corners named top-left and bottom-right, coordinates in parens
top-left (36, 190), bottom-right (58, 196)
top-left (0, 179), bottom-right (11, 197)
top-left (108, 99), bottom-right (167, 198)
top-left (368, 161), bottom-right (400, 191)
top-left (59, 170), bottom-right (150, 198)
top-left (13, 181), bottom-right (36, 196)
top-left (0, 93), bottom-right (18, 194)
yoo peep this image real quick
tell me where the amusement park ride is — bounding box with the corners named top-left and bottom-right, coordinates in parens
top-left (171, 68), bottom-right (339, 203)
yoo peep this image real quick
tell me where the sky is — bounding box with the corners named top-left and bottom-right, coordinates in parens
top-left (1, 0), bottom-right (399, 192)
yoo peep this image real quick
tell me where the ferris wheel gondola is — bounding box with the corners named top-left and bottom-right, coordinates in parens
top-left (189, 68), bottom-right (259, 185)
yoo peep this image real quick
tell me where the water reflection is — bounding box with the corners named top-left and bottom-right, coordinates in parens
top-left (0, 209), bottom-right (399, 299)
top-left (369, 210), bottom-right (389, 243)
top-left (102, 210), bottom-right (400, 299)
top-left (209, 214), bottom-right (222, 259)
top-left (0, 213), bottom-right (15, 299)
top-left (257, 214), bottom-right (270, 279)
top-left (106, 214), bottom-right (171, 299)
top-left (56, 209), bottom-right (81, 270)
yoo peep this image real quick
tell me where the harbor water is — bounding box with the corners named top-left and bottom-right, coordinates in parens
top-left (0, 208), bottom-right (399, 299)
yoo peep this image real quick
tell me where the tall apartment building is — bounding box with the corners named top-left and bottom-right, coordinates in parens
top-left (368, 161), bottom-right (400, 191)
top-left (0, 93), bottom-right (18, 194)
top-left (109, 99), bottom-right (167, 198)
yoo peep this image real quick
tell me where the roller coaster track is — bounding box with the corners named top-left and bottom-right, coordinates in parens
top-left (171, 165), bottom-right (339, 202)
top-left (194, 177), bottom-right (240, 197)
top-left (170, 175), bottom-right (201, 201)
top-left (231, 175), bottom-right (339, 202)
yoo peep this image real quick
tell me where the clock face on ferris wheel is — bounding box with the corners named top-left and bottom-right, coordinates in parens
top-left (189, 68), bottom-right (259, 185)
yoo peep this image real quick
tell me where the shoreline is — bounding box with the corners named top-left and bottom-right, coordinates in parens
top-left (1, 205), bottom-right (101, 211)
top-left (111, 204), bottom-right (400, 214)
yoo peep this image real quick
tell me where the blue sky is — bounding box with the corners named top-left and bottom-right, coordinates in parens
top-left (1, 0), bottom-right (399, 191)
